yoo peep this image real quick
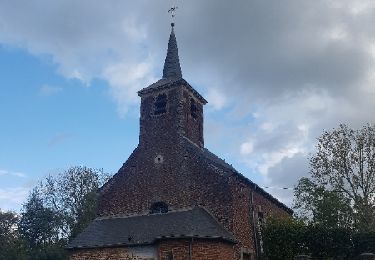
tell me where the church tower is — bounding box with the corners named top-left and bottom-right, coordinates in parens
top-left (67, 21), bottom-right (292, 260)
top-left (138, 23), bottom-right (206, 149)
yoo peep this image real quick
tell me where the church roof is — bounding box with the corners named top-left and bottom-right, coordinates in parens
top-left (138, 77), bottom-right (207, 104)
top-left (138, 23), bottom-right (207, 104)
top-left (181, 137), bottom-right (293, 215)
top-left (66, 206), bottom-right (236, 249)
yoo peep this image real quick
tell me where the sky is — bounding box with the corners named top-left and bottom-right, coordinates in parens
top-left (1, 0), bottom-right (375, 211)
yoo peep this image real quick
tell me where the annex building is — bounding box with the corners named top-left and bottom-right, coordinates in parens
top-left (67, 23), bottom-right (292, 260)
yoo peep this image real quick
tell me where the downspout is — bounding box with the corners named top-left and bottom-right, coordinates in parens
top-left (251, 188), bottom-right (259, 259)
top-left (189, 237), bottom-right (193, 260)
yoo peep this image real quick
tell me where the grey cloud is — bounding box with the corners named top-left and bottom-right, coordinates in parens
top-left (266, 153), bottom-right (309, 207)
top-left (268, 153), bottom-right (308, 188)
top-left (161, 0), bottom-right (373, 98)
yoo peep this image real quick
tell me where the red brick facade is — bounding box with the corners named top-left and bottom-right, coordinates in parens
top-left (159, 239), bottom-right (234, 260)
top-left (88, 81), bottom-right (291, 259)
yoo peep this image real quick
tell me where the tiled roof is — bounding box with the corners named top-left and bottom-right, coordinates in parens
top-left (181, 137), bottom-right (293, 215)
top-left (163, 24), bottom-right (182, 79)
top-left (66, 206), bottom-right (236, 249)
top-left (137, 77), bottom-right (207, 104)
top-left (137, 24), bottom-right (207, 104)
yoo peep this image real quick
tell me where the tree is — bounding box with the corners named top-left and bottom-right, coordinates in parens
top-left (19, 188), bottom-right (61, 247)
top-left (294, 177), bottom-right (353, 229)
top-left (294, 124), bottom-right (375, 231)
top-left (16, 166), bottom-right (109, 259)
top-left (0, 209), bottom-right (27, 259)
top-left (40, 166), bottom-right (109, 238)
top-left (19, 188), bottom-right (66, 259)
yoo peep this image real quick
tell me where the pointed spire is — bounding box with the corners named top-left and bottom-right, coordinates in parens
top-left (163, 23), bottom-right (182, 79)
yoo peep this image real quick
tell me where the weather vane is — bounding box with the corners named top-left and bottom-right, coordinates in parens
top-left (168, 5), bottom-right (178, 25)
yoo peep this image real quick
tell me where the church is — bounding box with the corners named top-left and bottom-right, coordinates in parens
top-left (67, 23), bottom-right (292, 260)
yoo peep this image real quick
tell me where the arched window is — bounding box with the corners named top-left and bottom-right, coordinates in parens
top-left (154, 94), bottom-right (167, 115)
top-left (190, 98), bottom-right (198, 119)
top-left (150, 202), bottom-right (169, 214)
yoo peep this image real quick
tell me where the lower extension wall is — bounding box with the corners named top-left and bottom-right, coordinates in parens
top-left (69, 246), bottom-right (156, 260)
top-left (158, 239), bottom-right (235, 260)
top-left (69, 239), bottom-right (235, 260)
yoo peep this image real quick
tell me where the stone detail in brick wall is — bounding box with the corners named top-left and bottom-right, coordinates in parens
top-left (154, 155), bottom-right (164, 164)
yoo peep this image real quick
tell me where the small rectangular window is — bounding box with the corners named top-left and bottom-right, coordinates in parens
top-left (190, 98), bottom-right (198, 119)
top-left (154, 94), bottom-right (167, 115)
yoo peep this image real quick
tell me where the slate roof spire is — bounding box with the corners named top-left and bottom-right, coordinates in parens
top-left (163, 23), bottom-right (182, 79)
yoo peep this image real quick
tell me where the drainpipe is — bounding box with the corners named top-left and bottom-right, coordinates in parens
top-left (189, 238), bottom-right (193, 260)
top-left (251, 189), bottom-right (259, 259)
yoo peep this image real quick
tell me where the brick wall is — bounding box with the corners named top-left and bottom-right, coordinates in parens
top-left (158, 239), bottom-right (234, 260)
top-left (69, 246), bottom-right (156, 260)
top-left (95, 82), bottom-right (291, 260)
top-left (252, 189), bottom-right (291, 219)
top-left (139, 84), bottom-right (204, 149)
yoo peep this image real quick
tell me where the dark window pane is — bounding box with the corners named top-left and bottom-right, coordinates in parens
top-left (190, 98), bottom-right (198, 119)
top-left (154, 94), bottom-right (167, 115)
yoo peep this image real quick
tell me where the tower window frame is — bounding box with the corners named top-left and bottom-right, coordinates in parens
top-left (153, 93), bottom-right (168, 116)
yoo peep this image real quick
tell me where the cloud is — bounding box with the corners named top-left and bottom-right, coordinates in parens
top-left (1, 0), bottom-right (375, 206)
top-left (48, 133), bottom-right (72, 147)
top-left (102, 61), bottom-right (156, 115)
top-left (39, 84), bottom-right (63, 96)
top-left (0, 187), bottom-right (29, 211)
top-left (0, 0), bottom-right (153, 115)
top-left (205, 87), bottom-right (228, 111)
top-left (0, 169), bottom-right (26, 178)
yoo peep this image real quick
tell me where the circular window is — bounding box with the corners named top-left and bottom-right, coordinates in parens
top-left (150, 202), bottom-right (168, 214)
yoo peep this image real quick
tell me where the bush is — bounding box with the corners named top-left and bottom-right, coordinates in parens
top-left (262, 217), bottom-right (307, 260)
top-left (353, 232), bottom-right (375, 256)
top-left (262, 218), bottom-right (375, 259)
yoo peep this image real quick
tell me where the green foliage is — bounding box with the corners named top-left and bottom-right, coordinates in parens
top-left (353, 232), bottom-right (375, 256)
top-left (0, 166), bottom-right (110, 259)
top-left (19, 188), bottom-right (61, 247)
top-left (262, 217), bottom-right (375, 259)
top-left (41, 166), bottom-right (108, 238)
top-left (294, 177), bottom-right (353, 229)
top-left (304, 225), bottom-right (352, 259)
top-left (262, 217), bottom-right (306, 260)
top-left (26, 241), bottom-right (68, 260)
top-left (0, 210), bottom-right (28, 260)
top-left (294, 124), bottom-right (375, 231)
top-left (18, 188), bottom-right (67, 259)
